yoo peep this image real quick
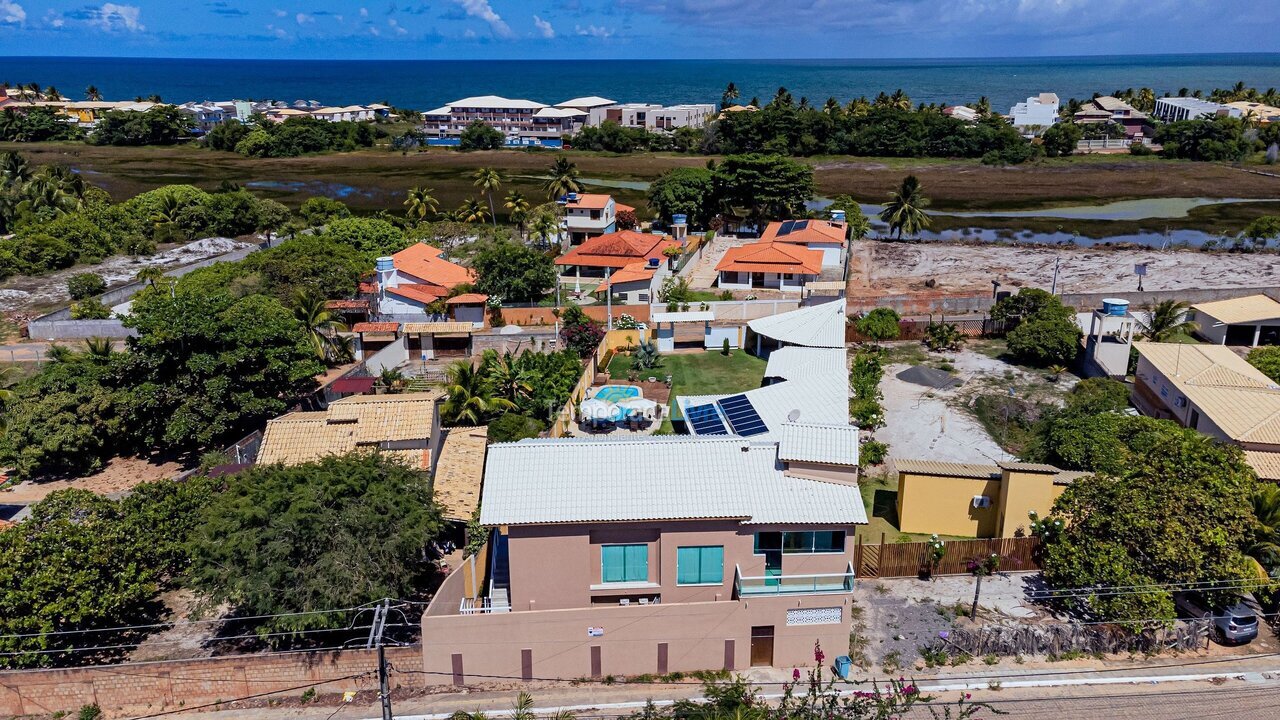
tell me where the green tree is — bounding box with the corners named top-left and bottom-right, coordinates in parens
top-left (543, 156), bottom-right (583, 200)
top-left (558, 303), bottom-right (605, 358)
top-left (458, 197), bottom-right (489, 224)
top-left (991, 287), bottom-right (1074, 324)
top-left (442, 361), bottom-right (516, 425)
top-left (1242, 215), bottom-right (1280, 246)
top-left (854, 307), bottom-right (901, 344)
top-left (721, 81), bottom-right (739, 109)
top-left (878, 175), bottom-right (931, 240)
top-left (121, 289), bottom-right (324, 450)
top-left (647, 167), bottom-right (714, 225)
top-left (1134, 300), bottom-right (1199, 342)
top-left (322, 217), bottom-right (408, 258)
top-left (1248, 346), bottom-right (1280, 384)
top-left (504, 190), bottom-right (530, 237)
top-left (458, 120), bottom-right (504, 150)
top-left (1006, 314), bottom-right (1081, 366)
top-left (1247, 484), bottom-right (1280, 576)
top-left (84, 85), bottom-right (103, 101)
top-left (290, 289), bottom-right (349, 361)
top-left (403, 186), bottom-right (439, 225)
top-left (473, 168), bottom-right (503, 227)
top-left (187, 454), bottom-right (444, 636)
top-left (88, 106), bottom-right (195, 146)
top-left (1037, 423), bottom-right (1257, 623)
top-left (299, 197), bottom-right (351, 227)
top-left (487, 413), bottom-right (545, 443)
top-left (711, 153), bottom-right (813, 221)
top-left (471, 239), bottom-right (555, 303)
top-left (67, 272), bottom-right (106, 300)
top-left (1040, 121), bottom-right (1083, 157)
top-left (480, 349), bottom-right (534, 406)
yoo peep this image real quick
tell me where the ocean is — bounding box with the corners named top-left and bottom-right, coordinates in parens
top-left (2, 54), bottom-right (1279, 112)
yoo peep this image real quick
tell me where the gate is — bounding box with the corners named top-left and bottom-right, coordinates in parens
top-left (854, 536), bottom-right (881, 578)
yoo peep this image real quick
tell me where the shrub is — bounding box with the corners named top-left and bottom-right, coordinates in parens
top-left (923, 321), bottom-right (964, 351)
top-left (459, 120), bottom-right (504, 150)
top-left (855, 307), bottom-right (901, 343)
top-left (487, 413), bottom-right (546, 443)
top-left (67, 272), bottom-right (107, 300)
top-left (859, 439), bottom-right (888, 468)
top-left (70, 298), bottom-right (112, 320)
top-left (1006, 315), bottom-right (1081, 366)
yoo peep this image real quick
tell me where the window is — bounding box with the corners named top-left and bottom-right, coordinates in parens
top-left (601, 544), bottom-right (648, 583)
top-left (755, 531), bottom-right (845, 555)
top-left (677, 546), bottom-right (724, 585)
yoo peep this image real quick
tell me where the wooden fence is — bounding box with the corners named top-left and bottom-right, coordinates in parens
top-left (854, 536), bottom-right (1040, 579)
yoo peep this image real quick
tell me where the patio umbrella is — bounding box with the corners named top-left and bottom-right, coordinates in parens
top-left (616, 397), bottom-right (659, 418)
top-left (580, 398), bottom-right (618, 422)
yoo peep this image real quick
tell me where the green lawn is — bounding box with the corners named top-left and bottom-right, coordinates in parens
top-left (607, 349), bottom-right (767, 423)
top-left (856, 474), bottom-right (970, 544)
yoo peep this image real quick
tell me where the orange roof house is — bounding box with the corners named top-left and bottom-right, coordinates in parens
top-left (555, 230), bottom-right (678, 270)
top-left (387, 284), bottom-right (444, 306)
top-left (563, 193), bottom-right (614, 210)
top-left (761, 219), bottom-right (847, 247)
top-left (391, 243), bottom-right (476, 291)
top-left (596, 262), bottom-right (657, 290)
top-left (716, 243), bottom-right (823, 275)
top-left (445, 293), bottom-right (489, 305)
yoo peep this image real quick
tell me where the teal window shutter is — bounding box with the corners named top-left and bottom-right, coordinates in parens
top-left (601, 545), bottom-right (626, 583)
top-left (624, 544), bottom-right (648, 582)
top-left (677, 546), bottom-right (724, 584)
top-left (677, 547), bottom-right (699, 584)
top-left (703, 546), bottom-right (724, 584)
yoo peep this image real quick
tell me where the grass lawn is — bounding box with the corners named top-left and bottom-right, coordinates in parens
top-left (608, 349), bottom-right (767, 423)
top-left (855, 473), bottom-right (970, 544)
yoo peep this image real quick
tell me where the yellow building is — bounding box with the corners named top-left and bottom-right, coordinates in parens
top-left (894, 460), bottom-right (1089, 538)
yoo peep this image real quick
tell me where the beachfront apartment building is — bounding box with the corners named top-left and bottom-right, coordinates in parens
top-left (1153, 97), bottom-right (1241, 123)
top-left (421, 301), bottom-right (865, 680)
top-left (1008, 92), bottom-right (1060, 130)
top-left (421, 96), bottom-right (586, 143)
top-left (1227, 101), bottom-right (1280, 124)
top-left (583, 102), bottom-right (717, 131)
top-left (1073, 96), bottom-right (1152, 139)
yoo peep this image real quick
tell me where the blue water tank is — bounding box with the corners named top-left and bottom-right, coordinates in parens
top-left (830, 209), bottom-right (847, 222)
top-left (672, 214), bottom-right (688, 226)
top-left (1101, 298), bottom-right (1129, 316)
top-left (834, 655), bottom-right (853, 680)
top-left (375, 256), bottom-right (395, 273)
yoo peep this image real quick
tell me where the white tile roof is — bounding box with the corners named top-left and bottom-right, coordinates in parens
top-left (764, 346), bottom-right (847, 382)
top-left (748, 300), bottom-right (847, 348)
top-left (448, 95), bottom-right (547, 110)
top-left (557, 96), bottom-right (617, 108)
top-left (534, 107), bottom-right (586, 118)
top-left (778, 422), bottom-right (859, 466)
top-left (479, 436), bottom-right (866, 526)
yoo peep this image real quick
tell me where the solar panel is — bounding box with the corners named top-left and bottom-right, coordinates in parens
top-left (777, 220), bottom-right (796, 236)
top-left (794, 220), bottom-right (809, 230)
top-left (718, 394), bottom-right (769, 437)
top-left (686, 403), bottom-right (729, 435)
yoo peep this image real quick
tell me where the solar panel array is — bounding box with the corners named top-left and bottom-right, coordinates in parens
top-left (718, 394), bottom-right (769, 437)
top-left (686, 403), bottom-right (729, 435)
top-left (775, 220), bottom-right (810, 237)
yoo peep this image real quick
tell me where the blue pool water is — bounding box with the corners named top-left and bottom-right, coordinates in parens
top-left (594, 385), bottom-right (642, 403)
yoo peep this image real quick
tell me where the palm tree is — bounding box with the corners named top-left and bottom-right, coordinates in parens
top-left (18, 174), bottom-right (78, 217)
top-left (889, 89), bottom-right (911, 111)
top-left (823, 97), bottom-right (841, 117)
top-left (481, 349), bottom-right (533, 405)
top-left (878, 175), bottom-right (931, 240)
top-left (85, 85), bottom-right (103, 101)
top-left (403, 186), bottom-right (438, 225)
top-left (458, 198), bottom-right (488, 224)
top-left (135, 267), bottom-right (166, 287)
top-left (1134, 300), bottom-right (1199, 342)
top-left (530, 211), bottom-right (559, 249)
top-left (25, 83), bottom-right (40, 100)
top-left (0, 150), bottom-right (31, 188)
top-left (290, 289), bottom-right (349, 361)
top-left (721, 82), bottom-right (739, 110)
top-left (473, 168), bottom-right (502, 227)
top-left (44, 86), bottom-right (61, 102)
top-left (442, 360), bottom-right (515, 425)
top-left (504, 190), bottom-right (530, 237)
top-left (150, 193), bottom-right (185, 234)
top-left (0, 365), bottom-right (16, 432)
top-left (543, 156), bottom-right (582, 200)
top-left (83, 337), bottom-right (115, 362)
top-left (975, 96), bottom-right (991, 116)
top-left (1248, 484), bottom-right (1280, 577)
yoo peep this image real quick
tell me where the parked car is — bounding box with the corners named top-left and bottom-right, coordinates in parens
top-left (1174, 592), bottom-right (1259, 645)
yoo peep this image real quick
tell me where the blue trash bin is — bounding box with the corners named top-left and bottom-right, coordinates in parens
top-left (834, 655), bottom-right (852, 679)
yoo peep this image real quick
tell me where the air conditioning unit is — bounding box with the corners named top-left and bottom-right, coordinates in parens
top-left (1174, 397), bottom-right (1187, 408)
top-left (972, 495), bottom-right (992, 509)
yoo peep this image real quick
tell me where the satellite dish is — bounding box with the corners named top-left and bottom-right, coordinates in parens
top-left (787, 409), bottom-right (801, 423)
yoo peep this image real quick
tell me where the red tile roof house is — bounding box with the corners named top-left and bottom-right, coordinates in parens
top-left (555, 230), bottom-right (679, 303)
top-left (759, 219), bottom-right (847, 268)
top-left (715, 242), bottom-right (823, 292)
top-left (561, 193), bottom-right (635, 246)
top-left (371, 243), bottom-right (477, 319)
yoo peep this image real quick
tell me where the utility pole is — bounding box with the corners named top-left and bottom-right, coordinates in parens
top-left (1050, 256), bottom-right (1060, 295)
top-left (366, 598), bottom-right (393, 720)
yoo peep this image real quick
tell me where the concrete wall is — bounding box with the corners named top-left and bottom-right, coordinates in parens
top-left (897, 472), bottom-right (1002, 538)
top-left (997, 470), bottom-right (1070, 538)
top-left (423, 593), bottom-right (852, 681)
top-left (471, 330), bottom-right (559, 355)
top-left (26, 318), bottom-right (136, 340)
top-left (364, 335), bottom-right (409, 373)
top-left (0, 647), bottom-right (425, 717)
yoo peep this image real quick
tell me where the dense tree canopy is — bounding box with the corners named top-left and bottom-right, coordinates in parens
top-left (1155, 117), bottom-right (1253, 161)
top-left (995, 288), bottom-right (1081, 366)
top-left (228, 116), bottom-right (377, 158)
top-left (711, 153), bottom-right (814, 221)
top-left (471, 239), bottom-right (555, 303)
top-left (647, 167), bottom-right (715, 226)
top-left (186, 453), bottom-right (444, 635)
top-left (458, 119), bottom-right (504, 150)
top-left (89, 106), bottom-right (195, 146)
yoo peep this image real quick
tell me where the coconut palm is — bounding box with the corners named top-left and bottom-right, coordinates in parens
top-left (1248, 485), bottom-right (1280, 576)
top-left (975, 96), bottom-right (991, 116)
top-left (543, 156), bottom-right (582, 200)
top-left (150, 193), bottom-right (186, 233)
top-left (17, 174), bottom-right (79, 217)
top-left (473, 168), bottom-right (502, 227)
top-left (403, 186), bottom-right (438, 225)
top-left (879, 175), bottom-right (931, 240)
top-left (889, 89), bottom-right (912, 111)
top-left (721, 82), bottom-right (739, 109)
top-left (85, 85), bottom-right (103, 101)
top-left (458, 197), bottom-right (489, 224)
top-left (823, 97), bottom-right (841, 117)
top-left (442, 360), bottom-right (515, 425)
top-left (0, 150), bottom-right (31, 187)
top-left (1134, 300), bottom-right (1199, 342)
top-left (290, 289), bottom-right (349, 361)
top-left (504, 190), bottom-right (530, 237)
top-left (83, 337), bottom-right (115, 362)
top-left (481, 349), bottom-right (533, 405)
top-left (44, 86), bottom-right (61, 102)
top-left (530, 211), bottom-right (559, 249)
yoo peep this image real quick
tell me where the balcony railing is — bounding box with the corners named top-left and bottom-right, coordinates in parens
top-left (459, 597), bottom-right (511, 614)
top-left (734, 563), bottom-right (855, 597)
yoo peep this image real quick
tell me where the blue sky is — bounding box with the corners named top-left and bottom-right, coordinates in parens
top-left (0, 1), bottom-right (1276, 59)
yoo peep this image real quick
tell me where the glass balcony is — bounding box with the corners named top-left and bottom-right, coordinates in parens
top-left (734, 564), bottom-right (855, 597)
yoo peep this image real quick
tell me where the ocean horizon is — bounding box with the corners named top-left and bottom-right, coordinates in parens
top-left (2, 53), bottom-right (1278, 114)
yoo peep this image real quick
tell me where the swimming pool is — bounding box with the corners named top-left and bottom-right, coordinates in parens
top-left (594, 385), bottom-right (642, 403)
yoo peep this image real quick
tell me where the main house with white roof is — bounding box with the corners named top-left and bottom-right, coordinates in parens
top-left (421, 301), bottom-right (863, 680)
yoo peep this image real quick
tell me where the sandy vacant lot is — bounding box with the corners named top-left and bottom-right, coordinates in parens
top-left (854, 241), bottom-right (1280, 296)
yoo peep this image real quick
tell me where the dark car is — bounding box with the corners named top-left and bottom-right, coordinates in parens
top-left (1174, 592), bottom-right (1259, 645)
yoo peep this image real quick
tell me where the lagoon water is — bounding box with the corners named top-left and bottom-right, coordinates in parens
top-left (4, 54), bottom-right (1280, 112)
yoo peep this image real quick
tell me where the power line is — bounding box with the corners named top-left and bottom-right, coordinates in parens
top-left (0, 624), bottom-right (381, 658)
top-left (121, 671), bottom-right (374, 720)
top-left (0, 604), bottom-right (374, 642)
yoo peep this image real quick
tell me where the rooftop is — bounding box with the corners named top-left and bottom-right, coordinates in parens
top-left (748, 300), bottom-right (847, 349)
top-left (447, 95), bottom-right (548, 110)
top-left (778, 422), bottom-right (859, 467)
top-left (556, 96), bottom-right (618, 109)
top-left (556, 230), bottom-right (677, 268)
top-left (479, 437), bottom-right (867, 527)
top-left (392, 243), bottom-right (476, 289)
top-left (761, 219), bottom-right (847, 247)
top-left (716, 242), bottom-right (823, 275)
top-left (257, 392), bottom-right (444, 466)
top-left (564, 193), bottom-right (614, 210)
top-left (432, 426), bottom-right (489, 521)
top-left (894, 459), bottom-right (1091, 484)
top-left (1135, 341), bottom-right (1280, 445)
top-left (1191, 294), bottom-right (1280, 325)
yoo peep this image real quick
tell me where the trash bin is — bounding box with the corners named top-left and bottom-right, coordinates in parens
top-left (834, 655), bottom-right (852, 680)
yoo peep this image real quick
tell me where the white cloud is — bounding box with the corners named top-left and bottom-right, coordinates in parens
top-left (454, 0), bottom-right (513, 38)
top-left (273, 9), bottom-right (286, 18)
top-left (463, 28), bottom-right (477, 38)
top-left (90, 4), bottom-right (144, 32)
top-left (388, 18), bottom-right (407, 35)
top-left (0, 1), bottom-right (25, 25)
top-left (266, 23), bottom-right (286, 38)
top-left (532, 14), bottom-right (554, 39)
top-left (369, 25), bottom-right (380, 36)
top-left (575, 24), bottom-right (614, 39)
top-left (296, 12), bottom-right (312, 25)
top-left (359, 7), bottom-right (369, 18)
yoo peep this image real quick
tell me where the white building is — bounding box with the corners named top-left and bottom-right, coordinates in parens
top-left (1008, 92), bottom-right (1060, 130)
top-left (651, 104), bottom-right (717, 130)
top-left (422, 95), bottom-right (585, 142)
top-left (560, 192), bottom-right (636, 245)
top-left (1153, 97), bottom-right (1241, 123)
top-left (584, 102), bottom-right (716, 131)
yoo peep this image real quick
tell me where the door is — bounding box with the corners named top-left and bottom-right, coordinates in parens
top-left (750, 272), bottom-right (765, 288)
top-left (764, 550), bottom-right (782, 587)
top-left (750, 626), bottom-right (774, 667)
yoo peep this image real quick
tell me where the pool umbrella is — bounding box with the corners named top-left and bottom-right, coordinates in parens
top-left (580, 398), bottom-right (618, 422)
top-left (616, 397), bottom-right (659, 418)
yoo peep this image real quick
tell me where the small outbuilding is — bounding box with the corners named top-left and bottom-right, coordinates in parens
top-left (1190, 294), bottom-right (1280, 346)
